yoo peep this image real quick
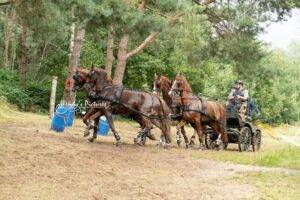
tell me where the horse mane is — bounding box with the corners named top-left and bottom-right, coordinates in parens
top-left (94, 68), bottom-right (113, 85)
top-left (160, 76), bottom-right (172, 88)
top-left (177, 74), bottom-right (193, 92)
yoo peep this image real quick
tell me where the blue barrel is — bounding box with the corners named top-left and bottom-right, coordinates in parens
top-left (65, 106), bottom-right (75, 127)
top-left (97, 116), bottom-right (110, 136)
top-left (51, 106), bottom-right (69, 132)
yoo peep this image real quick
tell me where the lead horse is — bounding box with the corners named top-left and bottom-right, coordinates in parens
top-left (73, 68), bottom-right (154, 145)
top-left (169, 73), bottom-right (228, 149)
top-left (75, 66), bottom-right (172, 148)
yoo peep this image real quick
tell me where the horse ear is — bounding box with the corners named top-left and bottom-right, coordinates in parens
top-left (91, 64), bottom-right (95, 72)
top-left (154, 73), bottom-right (158, 79)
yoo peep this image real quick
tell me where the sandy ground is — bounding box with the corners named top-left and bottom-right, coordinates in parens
top-left (0, 118), bottom-right (298, 200)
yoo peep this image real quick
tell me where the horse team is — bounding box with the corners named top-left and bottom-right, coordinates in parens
top-left (72, 65), bottom-right (228, 149)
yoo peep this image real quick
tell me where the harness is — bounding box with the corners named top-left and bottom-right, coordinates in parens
top-left (89, 85), bottom-right (170, 120)
top-left (170, 89), bottom-right (207, 116)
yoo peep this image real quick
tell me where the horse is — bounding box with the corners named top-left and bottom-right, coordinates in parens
top-left (74, 66), bottom-right (172, 148)
top-left (169, 73), bottom-right (228, 149)
top-left (153, 74), bottom-right (190, 147)
top-left (73, 68), bottom-right (155, 145)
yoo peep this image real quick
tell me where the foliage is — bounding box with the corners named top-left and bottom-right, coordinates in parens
top-left (0, 1), bottom-right (299, 123)
top-left (0, 69), bottom-right (64, 112)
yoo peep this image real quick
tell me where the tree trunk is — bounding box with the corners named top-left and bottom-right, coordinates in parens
top-left (49, 76), bottom-right (58, 118)
top-left (19, 19), bottom-right (28, 88)
top-left (62, 25), bottom-right (86, 104)
top-left (113, 34), bottom-right (129, 85)
top-left (105, 24), bottom-right (115, 76)
top-left (2, 8), bottom-right (16, 69)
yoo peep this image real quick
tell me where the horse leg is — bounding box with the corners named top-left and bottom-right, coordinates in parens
top-left (176, 120), bottom-right (186, 147)
top-left (180, 126), bottom-right (189, 148)
top-left (89, 115), bottom-right (100, 142)
top-left (104, 110), bottom-right (122, 147)
top-left (83, 108), bottom-right (98, 137)
top-left (188, 126), bottom-right (197, 148)
top-left (195, 122), bottom-right (205, 150)
top-left (150, 118), bottom-right (171, 148)
top-left (134, 116), bottom-right (153, 146)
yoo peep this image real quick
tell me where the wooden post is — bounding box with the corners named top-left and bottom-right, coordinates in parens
top-left (49, 76), bottom-right (58, 118)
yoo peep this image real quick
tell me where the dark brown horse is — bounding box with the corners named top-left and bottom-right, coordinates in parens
top-left (73, 68), bottom-right (157, 145)
top-left (153, 74), bottom-right (190, 147)
top-left (169, 73), bottom-right (228, 149)
top-left (74, 67), bottom-right (172, 147)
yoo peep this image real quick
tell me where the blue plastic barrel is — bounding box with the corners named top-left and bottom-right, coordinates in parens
top-left (97, 116), bottom-right (110, 136)
top-left (51, 106), bottom-right (69, 132)
top-left (65, 106), bottom-right (75, 127)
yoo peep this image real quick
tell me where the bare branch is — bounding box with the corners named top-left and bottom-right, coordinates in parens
top-left (125, 32), bottom-right (159, 59)
top-left (193, 0), bottom-right (216, 6)
top-left (125, 12), bottom-right (184, 59)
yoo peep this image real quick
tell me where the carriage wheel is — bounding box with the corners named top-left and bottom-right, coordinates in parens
top-left (204, 130), bottom-right (226, 150)
top-left (238, 127), bottom-right (251, 152)
top-left (252, 131), bottom-right (261, 151)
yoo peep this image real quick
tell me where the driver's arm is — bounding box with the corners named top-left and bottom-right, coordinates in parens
top-left (227, 90), bottom-right (235, 100)
top-left (237, 90), bottom-right (248, 101)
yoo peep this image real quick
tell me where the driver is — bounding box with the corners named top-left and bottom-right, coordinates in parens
top-left (227, 80), bottom-right (249, 121)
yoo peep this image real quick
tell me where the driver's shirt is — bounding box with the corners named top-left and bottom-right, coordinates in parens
top-left (228, 89), bottom-right (249, 101)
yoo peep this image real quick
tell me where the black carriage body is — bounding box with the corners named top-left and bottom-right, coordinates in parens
top-left (204, 104), bottom-right (262, 151)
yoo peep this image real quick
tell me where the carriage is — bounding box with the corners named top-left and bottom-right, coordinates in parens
top-left (205, 103), bottom-right (261, 152)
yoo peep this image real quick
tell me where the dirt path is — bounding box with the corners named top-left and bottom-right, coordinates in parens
top-left (0, 119), bottom-right (298, 200)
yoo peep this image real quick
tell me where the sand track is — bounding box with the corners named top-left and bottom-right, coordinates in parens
top-left (0, 120), bottom-right (298, 200)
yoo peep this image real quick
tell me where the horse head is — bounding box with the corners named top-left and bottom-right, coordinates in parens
top-left (153, 74), bottom-right (172, 95)
top-left (72, 68), bottom-right (90, 91)
top-left (169, 73), bottom-right (192, 97)
top-left (87, 65), bottom-right (113, 93)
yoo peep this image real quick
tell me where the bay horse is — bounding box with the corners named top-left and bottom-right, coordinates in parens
top-left (153, 74), bottom-right (190, 147)
top-left (73, 68), bottom-right (156, 145)
top-left (74, 66), bottom-right (172, 148)
top-left (169, 73), bottom-right (228, 149)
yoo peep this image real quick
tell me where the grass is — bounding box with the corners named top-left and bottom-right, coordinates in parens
top-left (186, 124), bottom-right (300, 170)
top-left (233, 171), bottom-right (300, 200)
top-left (0, 99), bottom-right (48, 123)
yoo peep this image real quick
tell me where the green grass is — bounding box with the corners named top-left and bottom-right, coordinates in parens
top-left (257, 146), bottom-right (300, 168)
top-left (233, 171), bottom-right (300, 200)
top-left (192, 134), bottom-right (300, 169)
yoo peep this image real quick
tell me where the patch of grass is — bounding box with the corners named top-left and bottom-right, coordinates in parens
top-left (257, 146), bottom-right (300, 169)
top-left (0, 99), bottom-right (47, 123)
top-left (192, 135), bottom-right (300, 169)
top-left (233, 171), bottom-right (300, 200)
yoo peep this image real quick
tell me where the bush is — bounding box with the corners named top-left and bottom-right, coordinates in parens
top-left (0, 69), bottom-right (51, 112)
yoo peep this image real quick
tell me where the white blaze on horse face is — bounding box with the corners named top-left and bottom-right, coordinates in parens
top-left (153, 81), bottom-right (157, 94)
top-left (169, 80), bottom-right (177, 97)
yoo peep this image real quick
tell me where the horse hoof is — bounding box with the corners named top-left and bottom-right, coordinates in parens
top-left (187, 142), bottom-right (194, 149)
top-left (88, 137), bottom-right (94, 143)
top-left (156, 141), bottom-right (164, 148)
top-left (164, 143), bottom-right (171, 149)
top-left (116, 141), bottom-right (122, 147)
top-left (177, 139), bottom-right (182, 147)
top-left (147, 133), bottom-right (156, 141)
top-left (83, 130), bottom-right (90, 137)
top-left (185, 144), bottom-right (189, 149)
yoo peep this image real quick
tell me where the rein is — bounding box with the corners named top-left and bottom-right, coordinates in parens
top-left (90, 84), bottom-right (171, 120)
